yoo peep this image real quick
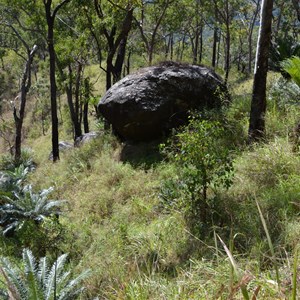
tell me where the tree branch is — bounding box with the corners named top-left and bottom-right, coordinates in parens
top-left (52, 0), bottom-right (72, 18)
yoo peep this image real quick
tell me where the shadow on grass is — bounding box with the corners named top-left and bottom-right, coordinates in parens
top-left (119, 138), bottom-right (165, 169)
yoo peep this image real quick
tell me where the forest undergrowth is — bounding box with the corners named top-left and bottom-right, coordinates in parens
top-left (1, 71), bottom-right (300, 299)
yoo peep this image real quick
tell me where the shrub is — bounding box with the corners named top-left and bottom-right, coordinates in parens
top-left (160, 117), bottom-right (234, 237)
top-left (0, 148), bottom-right (35, 172)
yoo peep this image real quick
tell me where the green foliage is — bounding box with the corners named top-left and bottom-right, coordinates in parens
top-left (160, 117), bottom-right (234, 236)
top-left (282, 56), bottom-right (300, 88)
top-left (0, 248), bottom-right (89, 300)
top-left (270, 37), bottom-right (300, 73)
top-left (0, 184), bottom-right (65, 237)
top-left (0, 164), bottom-right (29, 196)
top-left (269, 76), bottom-right (300, 107)
top-left (0, 148), bottom-right (35, 172)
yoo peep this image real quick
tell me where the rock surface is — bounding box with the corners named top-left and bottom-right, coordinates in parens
top-left (98, 62), bottom-right (229, 141)
top-left (75, 131), bottom-right (100, 147)
top-left (49, 141), bottom-right (73, 160)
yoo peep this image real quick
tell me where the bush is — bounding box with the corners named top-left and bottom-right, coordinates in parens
top-left (160, 117), bottom-right (234, 237)
top-left (0, 148), bottom-right (35, 172)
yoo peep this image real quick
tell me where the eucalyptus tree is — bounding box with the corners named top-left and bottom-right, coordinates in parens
top-left (247, 0), bottom-right (260, 74)
top-left (0, 1), bottom-right (39, 162)
top-left (54, 5), bottom-right (91, 140)
top-left (0, 0), bottom-right (72, 162)
top-left (160, 0), bottom-right (186, 61)
top-left (212, 0), bottom-right (241, 83)
top-left (230, 0), bottom-right (260, 74)
top-left (134, 0), bottom-right (176, 65)
top-left (249, 0), bottom-right (274, 141)
top-left (182, 0), bottom-right (206, 64)
top-left (43, 0), bottom-right (72, 162)
top-left (79, 0), bottom-right (134, 91)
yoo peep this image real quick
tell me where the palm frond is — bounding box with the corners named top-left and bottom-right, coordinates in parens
top-left (45, 254), bottom-right (68, 300)
top-left (1, 184), bottom-right (66, 236)
top-left (22, 249), bottom-right (41, 300)
top-left (38, 257), bottom-right (48, 286)
top-left (282, 56), bottom-right (300, 87)
top-left (0, 258), bottom-right (28, 299)
top-left (0, 250), bottom-right (89, 300)
top-left (57, 270), bottom-right (90, 300)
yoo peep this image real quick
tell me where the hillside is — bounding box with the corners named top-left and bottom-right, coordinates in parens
top-left (1, 69), bottom-right (300, 299)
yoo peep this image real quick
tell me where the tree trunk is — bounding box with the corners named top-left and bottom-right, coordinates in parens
top-left (249, 0), bottom-right (273, 141)
top-left (212, 4), bottom-right (218, 68)
top-left (292, 0), bottom-right (300, 22)
top-left (193, 29), bottom-right (199, 64)
top-left (74, 63), bottom-right (83, 138)
top-left (224, 0), bottom-right (231, 84)
top-left (83, 78), bottom-right (90, 133)
top-left (114, 37), bottom-right (127, 83)
top-left (199, 26), bottom-right (203, 63)
top-left (45, 2), bottom-right (58, 162)
top-left (248, 1), bottom-right (260, 74)
top-left (47, 18), bottom-right (59, 161)
top-left (14, 46), bottom-right (37, 162)
top-left (212, 27), bottom-right (218, 68)
top-left (83, 103), bottom-right (89, 134)
top-left (44, 0), bottom-right (71, 161)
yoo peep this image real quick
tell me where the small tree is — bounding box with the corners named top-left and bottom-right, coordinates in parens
top-left (161, 117), bottom-right (234, 235)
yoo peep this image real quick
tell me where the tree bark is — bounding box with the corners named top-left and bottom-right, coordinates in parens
top-left (83, 78), bottom-right (90, 134)
top-left (249, 0), bottom-right (273, 141)
top-left (224, 0), bottom-right (231, 84)
top-left (212, 3), bottom-right (219, 69)
top-left (292, 0), bottom-right (300, 22)
top-left (14, 46), bottom-right (37, 162)
top-left (212, 27), bottom-right (218, 68)
top-left (44, 0), bottom-right (71, 162)
top-left (248, 1), bottom-right (260, 74)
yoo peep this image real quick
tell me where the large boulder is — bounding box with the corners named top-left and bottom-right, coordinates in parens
top-left (98, 62), bottom-right (229, 141)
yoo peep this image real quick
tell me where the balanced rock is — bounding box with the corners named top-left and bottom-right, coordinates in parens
top-left (98, 62), bottom-right (229, 141)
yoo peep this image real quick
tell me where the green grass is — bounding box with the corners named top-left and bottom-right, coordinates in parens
top-left (1, 68), bottom-right (300, 299)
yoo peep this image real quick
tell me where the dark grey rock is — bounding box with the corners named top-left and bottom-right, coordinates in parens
top-left (98, 62), bottom-right (229, 141)
top-left (49, 141), bottom-right (73, 160)
top-left (74, 131), bottom-right (100, 147)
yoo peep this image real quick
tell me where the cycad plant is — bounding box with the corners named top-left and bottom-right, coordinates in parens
top-left (0, 164), bottom-right (30, 196)
top-left (270, 37), bottom-right (300, 74)
top-left (281, 56), bottom-right (300, 87)
top-left (0, 248), bottom-right (89, 300)
top-left (0, 185), bottom-right (65, 236)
